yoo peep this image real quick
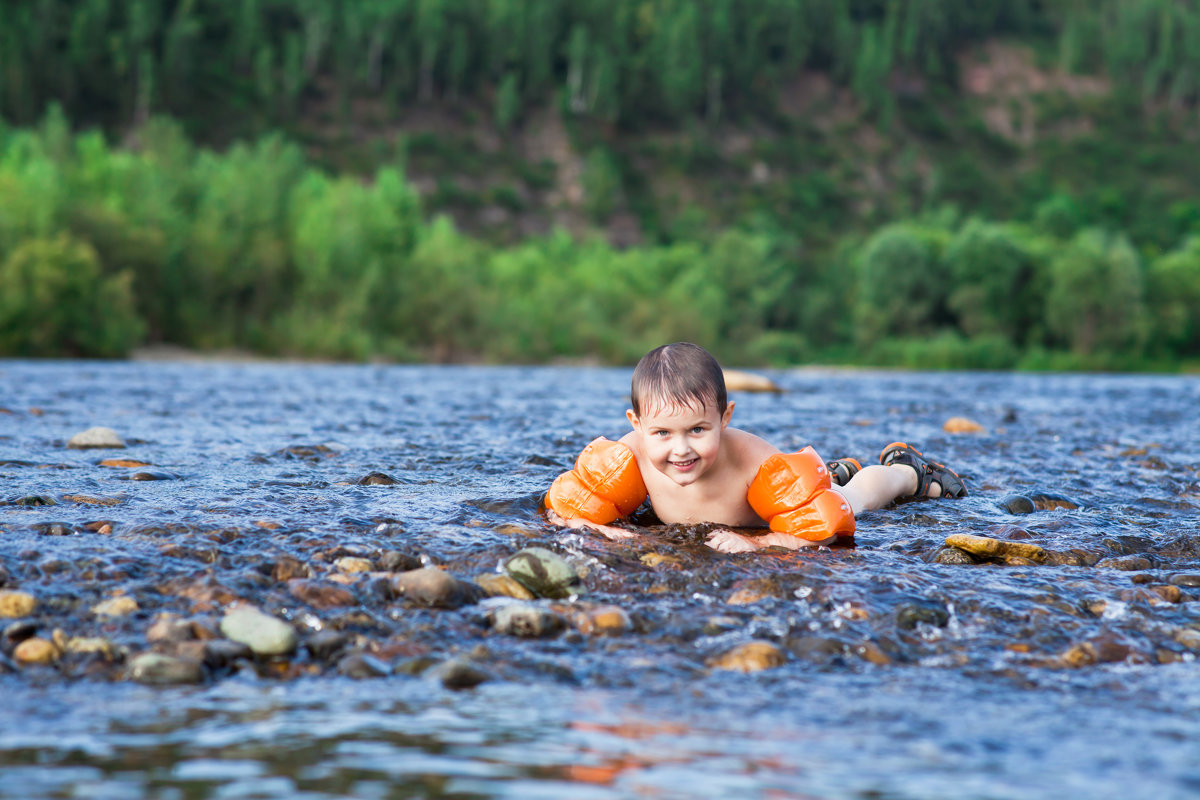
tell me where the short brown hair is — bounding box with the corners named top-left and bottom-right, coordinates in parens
top-left (630, 342), bottom-right (727, 416)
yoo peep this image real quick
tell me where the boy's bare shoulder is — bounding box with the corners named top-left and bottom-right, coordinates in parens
top-left (723, 427), bottom-right (780, 469)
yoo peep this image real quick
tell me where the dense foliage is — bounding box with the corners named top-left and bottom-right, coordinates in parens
top-left (4, 0), bottom-right (1200, 131)
top-left (2, 111), bottom-right (1198, 369)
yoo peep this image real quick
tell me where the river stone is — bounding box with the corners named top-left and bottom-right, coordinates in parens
top-left (475, 573), bottom-right (535, 600)
top-left (128, 652), bottom-right (205, 685)
top-left (723, 370), bottom-right (780, 393)
top-left (147, 613), bottom-right (198, 644)
top-left (574, 605), bottom-right (632, 635)
top-left (287, 579), bottom-right (357, 609)
top-left (305, 630), bottom-right (351, 662)
top-left (430, 658), bottom-right (490, 690)
top-left (129, 470), bottom-right (177, 481)
top-left (1096, 555), bottom-right (1155, 571)
top-left (491, 603), bottom-right (566, 638)
top-left (357, 472), bottom-right (399, 485)
top-left (1173, 629), bottom-right (1200, 652)
top-left (0, 590), bottom-right (36, 618)
top-left (710, 641), bottom-right (786, 673)
top-left (337, 652), bottom-right (392, 679)
top-left (895, 600), bottom-right (950, 630)
top-left (92, 596), bottom-right (139, 617)
top-left (67, 427), bottom-right (125, 449)
top-left (1169, 574), bottom-right (1200, 588)
top-left (219, 605), bottom-right (298, 656)
top-left (14, 637), bottom-right (58, 665)
top-left (932, 546), bottom-right (977, 565)
top-left (943, 416), bottom-right (985, 434)
top-left (392, 568), bottom-right (478, 609)
top-left (335, 556), bottom-right (373, 573)
top-left (4, 620), bottom-right (37, 645)
top-left (65, 637), bottom-right (117, 658)
top-left (379, 549), bottom-right (422, 572)
top-left (0, 562), bottom-right (8, 587)
top-left (98, 458), bottom-right (151, 468)
top-left (1000, 495), bottom-right (1037, 515)
top-left (504, 547), bottom-right (583, 599)
top-left (944, 534), bottom-right (1046, 562)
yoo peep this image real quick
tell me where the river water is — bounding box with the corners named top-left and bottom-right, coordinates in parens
top-left (1, 361), bottom-right (1198, 799)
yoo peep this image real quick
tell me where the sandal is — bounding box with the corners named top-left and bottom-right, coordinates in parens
top-left (879, 442), bottom-right (967, 499)
top-left (826, 457), bottom-right (861, 487)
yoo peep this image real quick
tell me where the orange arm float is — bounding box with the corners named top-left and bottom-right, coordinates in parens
top-left (547, 438), bottom-right (648, 525)
top-left (747, 446), bottom-right (856, 542)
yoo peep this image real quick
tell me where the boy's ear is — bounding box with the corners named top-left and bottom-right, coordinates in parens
top-left (721, 402), bottom-right (735, 429)
top-left (626, 409), bottom-right (640, 430)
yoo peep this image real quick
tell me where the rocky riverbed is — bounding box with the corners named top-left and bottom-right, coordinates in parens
top-left (1, 362), bottom-right (1198, 799)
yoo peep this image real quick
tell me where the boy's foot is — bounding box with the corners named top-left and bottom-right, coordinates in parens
top-left (879, 442), bottom-right (967, 499)
top-left (826, 457), bottom-right (861, 487)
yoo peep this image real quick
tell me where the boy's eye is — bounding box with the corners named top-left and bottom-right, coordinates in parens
top-left (690, 427), bottom-right (705, 434)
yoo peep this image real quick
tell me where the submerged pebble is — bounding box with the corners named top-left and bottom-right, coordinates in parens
top-left (14, 637), bottom-right (58, 665)
top-left (67, 427), bottom-right (125, 449)
top-left (127, 653), bottom-right (205, 685)
top-left (219, 605), bottom-right (298, 656)
top-left (430, 658), bottom-right (490, 689)
top-left (710, 641), bottom-right (786, 673)
top-left (475, 573), bottom-right (535, 600)
top-left (392, 568), bottom-right (479, 609)
top-left (945, 534), bottom-right (1047, 562)
top-left (91, 596), bottom-right (139, 617)
top-left (491, 603), bottom-right (566, 638)
top-left (337, 652), bottom-right (392, 679)
top-left (0, 590), bottom-right (36, 618)
top-left (504, 547), bottom-right (583, 599)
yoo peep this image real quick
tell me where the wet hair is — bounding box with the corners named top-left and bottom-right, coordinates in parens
top-left (630, 342), bottom-right (727, 417)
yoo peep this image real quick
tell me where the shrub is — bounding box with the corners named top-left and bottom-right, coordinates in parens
top-left (0, 235), bottom-right (144, 357)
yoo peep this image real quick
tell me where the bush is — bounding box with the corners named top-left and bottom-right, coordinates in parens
top-left (0, 235), bottom-right (144, 357)
top-left (1044, 229), bottom-right (1146, 356)
top-left (853, 222), bottom-right (950, 345)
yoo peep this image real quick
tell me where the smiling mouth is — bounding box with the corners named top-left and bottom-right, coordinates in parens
top-left (671, 458), bottom-right (698, 470)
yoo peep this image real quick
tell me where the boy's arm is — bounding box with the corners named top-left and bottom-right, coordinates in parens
top-left (745, 447), bottom-right (855, 545)
top-left (545, 437), bottom-right (648, 526)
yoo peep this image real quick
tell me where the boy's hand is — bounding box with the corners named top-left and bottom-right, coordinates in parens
top-left (547, 509), bottom-right (640, 541)
top-left (707, 530), bottom-right (835, 552)
top-left (706, 529), bottom-right (763, 553)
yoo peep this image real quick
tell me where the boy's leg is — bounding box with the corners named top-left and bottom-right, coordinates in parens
top-left (834, 464), bottom-right (932, 515)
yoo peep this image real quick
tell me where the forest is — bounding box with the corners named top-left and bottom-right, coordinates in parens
top-left (2, 0), bottom-right (1199, 369)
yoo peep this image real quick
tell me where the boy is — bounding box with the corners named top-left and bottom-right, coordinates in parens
top-left (546, 342), bottom-right (966, 552)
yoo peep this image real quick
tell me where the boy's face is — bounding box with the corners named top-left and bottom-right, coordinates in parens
top-left (627, 398), bottom-right (734, 487)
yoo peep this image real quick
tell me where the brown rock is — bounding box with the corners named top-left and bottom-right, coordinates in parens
top-left (99, 458), bottom-right (151, 468)
top-left (0, 590), bottom-right (36, 618)
top-left (1152, 585), bottom-right (1182, 604)
top-left (573, 605), bottom-right (632, 635)
top-left (335, 556), bottom-right (373, 574)
top-left (945, 534), bottom-right (1046, 562)
top-left (943, 416), bottom-right (985, 434)
top-left (640, 553), bottom-right (682, 568)
top-left (1174, 629), bottom-right (1200, 651)
top-left (92, 596), bottom-right (139, 617)
top-left (710, 640), bottom-right (786, 672)
top-left (475, 573), bottom-right (535, 600)
top-left (271, 557), bottom-right (310, 582)
top-left (856, 641), bottom-right (892, 666)
top-left (15, 637), bottom-right (59, 665)
top-left (392, 568), bottom-right (477, 609)
top-left (723, 370), bottom-right (781, 393)
top-left (287, 579), bottom-right (357, 609)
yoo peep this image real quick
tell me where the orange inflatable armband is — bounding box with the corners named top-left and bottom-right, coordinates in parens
top-left (747, 447), bottom-right (855, 542)
top-left (547, 438), bottom-right (647, 524)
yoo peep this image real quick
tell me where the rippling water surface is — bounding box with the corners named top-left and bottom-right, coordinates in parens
top-left (2, 361), bottom-right (1199, 799)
